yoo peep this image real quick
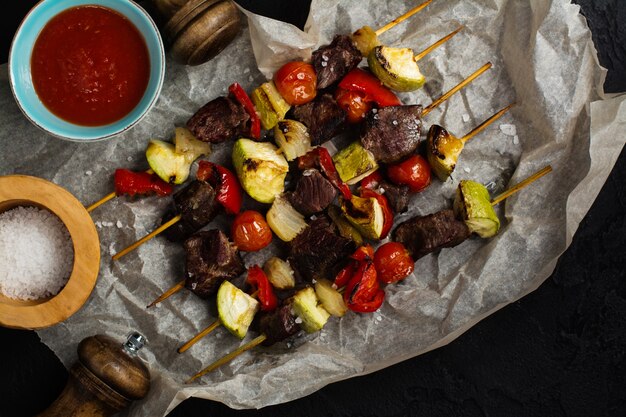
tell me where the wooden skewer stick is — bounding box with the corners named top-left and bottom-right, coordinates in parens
top-left (112, 214), bottom-right (182, 261)
top-left (146, 279), bottom-right (186, 308)
top-left (460, 103), bottom-right (516, 144)
top-left (185, 167), bottom-right (554, 381)
top-left (422, 62), bottom-right (492, 117)
top-left (375, 0), bottom-right (434, 36)
top-left (414, 25), bottom-right (464, 62)
top-left (186, 334), bottom-right (268, 384)
top-left (491, 165), bottom-right (553, 206)
top-left (177, 290), bottom-right (260, 353)
top-left (86, 169), bottom-right (154, 213)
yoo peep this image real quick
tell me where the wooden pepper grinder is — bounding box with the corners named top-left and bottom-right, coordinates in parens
top-left (152, 0), bottom-right (243, 66)
top-left (38, 332), bottom-right (151, 417)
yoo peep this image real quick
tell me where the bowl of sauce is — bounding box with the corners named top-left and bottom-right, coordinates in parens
top-left (9, 0), bottom-right (165, 142)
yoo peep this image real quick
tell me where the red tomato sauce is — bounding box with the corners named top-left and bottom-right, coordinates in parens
top-left (30, 5), bottom-right (150, 126)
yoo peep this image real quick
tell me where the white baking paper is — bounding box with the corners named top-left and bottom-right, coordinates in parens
top-left (0, 0), bottom-right (624, 415)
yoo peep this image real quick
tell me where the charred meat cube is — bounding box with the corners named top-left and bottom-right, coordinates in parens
top-left (312, 34), bottom-right (362, 89)
top-left (257, 300), bottom-right (301, 346)
top-left (162, 180), bottom-right (220, 242)
top-left (292, 93), bottom-right (346, 145)
top-left (183, 229), bottom-right (246, 298)
top-left (287, 169), bottom-right (337, 216)
top-left (186, 96), bottom-right (250, 143)
top-left (392, 209), bottom-right (471, 261)
top-left (288, 215), bottom-right (355, 282)
top-left (360, 105), bottom-right (423, 164)
top-left (379, 180), bottom-right (410, 214)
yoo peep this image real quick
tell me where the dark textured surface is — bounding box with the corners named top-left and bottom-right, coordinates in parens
top-left (1, 1), bottom-right (625, 416)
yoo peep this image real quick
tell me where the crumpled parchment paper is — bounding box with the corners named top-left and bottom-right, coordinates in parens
top-left (1, 0), bottom-right (625, 415)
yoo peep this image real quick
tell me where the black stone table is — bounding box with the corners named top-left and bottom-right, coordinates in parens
top-left (1, 1), bottom-right (624, 416)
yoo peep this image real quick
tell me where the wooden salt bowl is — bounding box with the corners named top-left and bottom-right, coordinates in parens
top-left (0, 175), bottom-right (100, 329)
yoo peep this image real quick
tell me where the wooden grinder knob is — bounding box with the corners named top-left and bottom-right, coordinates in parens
top-left (38, 332), bottom-right (151, 417)
top-left (154, 0), bottom-right (243, 66)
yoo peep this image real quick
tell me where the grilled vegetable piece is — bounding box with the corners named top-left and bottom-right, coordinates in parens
top-left (287, 169), bottom-right (337, 216)
top-left (183, 229), bottom-right (246, 298)
top-left (351, 25), bottom-right (379, 57)
top-left (292, 286), bottom-right (331, 333)
top-left (360, 105), bottom-right (423, 164)
top-left (427, 124), bottom-right (465, 181)
top-left (292, 93), bottom-right (347, 146)
top-left (274, 119), bottom-right (312, 161)
top-left (392, 209), bottom-right (472, 261)
top-left (250, 81), bottom-right (291, 130)
top-left (311, 34), bottom-right (362, 89)
top-left (161, 179), bottom-right (221, 242)
top-left (232, 138), bottom-right (289, 203)
top-left (257, 300), bottom-right (301, 346)
top-left (340, 194), bottom-right (385, 240)
top-left (314, 278), bottom-right (347, 317)
top-left (186, 96), bottom-right (250, 143)
top-left (266, 194), bottom-right (308, 242)
top-left (367, 46), bottom-right (425, 92)
top-left (217, 280), bottom-right (259, 339)
top-left (332, 141), bottom-right (379, 185)
top-left (453, 180), bottom-right (500, 238)
top-left (146, 139), bottom-right (192, 185)
top-left (174, 126), bottom-right (211, 164)
top-left (263, 257), bottom-right (296, 290)
top-left (327, 204), bottom-right (364, 247)
top-left (288, 215), bottom-right (355, 282)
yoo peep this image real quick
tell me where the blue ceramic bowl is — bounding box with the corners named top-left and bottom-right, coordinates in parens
top-left (9, 0), bottom-right (165, 142)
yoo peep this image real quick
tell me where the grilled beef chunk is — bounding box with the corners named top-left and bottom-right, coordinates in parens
top-left (287, 169), bottom-right (337, 216)
top-left (392, 209), bottom-right (471, 261)
top-left (292, 93), bottom-right (346, 145)
top-left (312, 35), bottom-right (362, 89)
top-left (183, 229), bottom-right (245, 298)
top-left (380, 180), bottom-right (410, 214)
top-left (257, 300), bottom-right (301, 346)
top-left (288, 215), bottom-right (355, 282)
top-left (186, 96), bottom-right (250, 143)
top-left (162, 180), bottom-right (220, 242)
top-left (360, 105), bottom-right (423, 164)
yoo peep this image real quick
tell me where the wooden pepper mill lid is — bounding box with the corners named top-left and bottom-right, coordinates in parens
top-left (77, 332), bottom-right (151, 401)
top-left (154, 0), bottom-right (243, 66)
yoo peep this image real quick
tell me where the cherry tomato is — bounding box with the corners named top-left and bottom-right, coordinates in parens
top-left (386, 154), bottom-right (432, 193)
top-left (374, 242), bottom-right (414, 284)
top-left (231, 210), bottom-right (273, 252)
top-left (334, 88), bottom-right (373, 123)
top-left (273, 61), bottom-right (317, 105)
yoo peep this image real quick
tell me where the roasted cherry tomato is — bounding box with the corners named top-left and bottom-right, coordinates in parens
top-left (246, 265), bottom-right (278, 311)
top-left (231, 210), bottom-right (273, 252)
top-left (334, 88), bottom-right (373, 123)
top-left (386, 154), bottom-right (432, 193)
top-left (374, 242), bottom-right (415, 284)
top-left (273, 61), bottom-right (317, 105)
top-left (360, 170), bottom-right (383, 190)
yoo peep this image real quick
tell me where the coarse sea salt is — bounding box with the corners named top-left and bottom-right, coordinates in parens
top-left (0, 206), bottom-right (74, 300)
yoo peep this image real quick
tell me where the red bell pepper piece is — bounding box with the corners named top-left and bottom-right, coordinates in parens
top-left (297, 147), bottom-right (352, 199)
top-left (337, 68), bottom-right (401, 107)
top-left (228, 82), bottom-right (261, 139)
top-left (196, 160), bottom-right (242, 215)
top-left (114, 169), bottom-right (173, 197)
top-left (343, 259), bottom-right (385, 313)
top-left (360, 188), bottom-right (393, 239)
top-left (246, 265), bottom-right (278, 312)
top-left (351, 244), bottom-right (375, 261)
top-left (334, 260), bottom-right (356, 289)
